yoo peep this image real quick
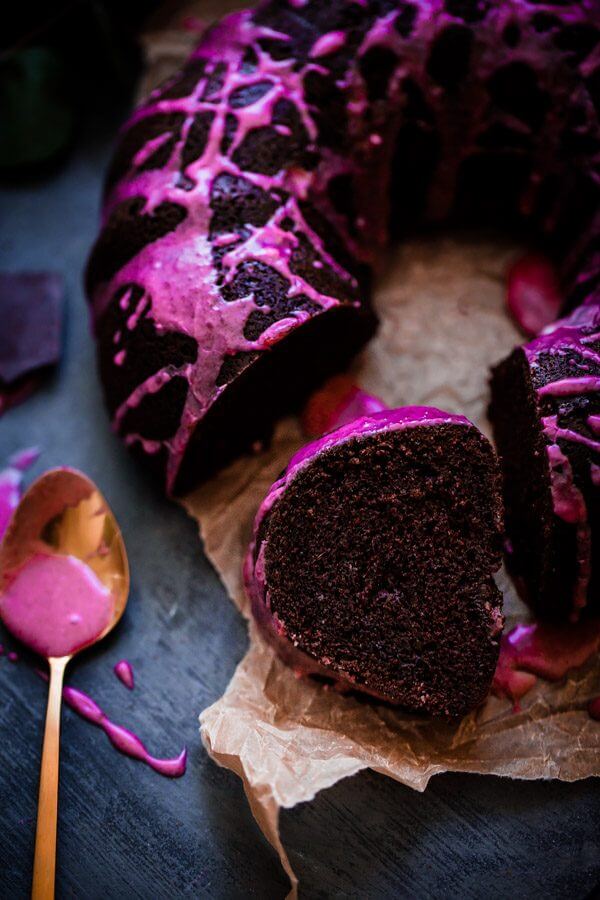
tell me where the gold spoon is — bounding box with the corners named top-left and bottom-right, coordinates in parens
top-left (0, 468), bottom-right (129, 900)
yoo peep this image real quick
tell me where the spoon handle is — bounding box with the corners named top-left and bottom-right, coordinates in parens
top-left (32, 657), bottom-right (68, 900)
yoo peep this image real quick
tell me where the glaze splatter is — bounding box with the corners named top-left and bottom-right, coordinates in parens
top-left (114, 658), bottom-right (135, 689)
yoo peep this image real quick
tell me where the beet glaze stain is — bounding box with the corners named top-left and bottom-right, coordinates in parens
top-left (588, 697), bottom-right (600, 721)
top-left (492, 619), bottom-right (600, 708)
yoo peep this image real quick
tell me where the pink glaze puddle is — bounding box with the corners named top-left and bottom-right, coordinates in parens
top-left (0, 553), bottom-right (113, 658)
top-left (114, 659), bottom-right (134, 690)
top-left (302, 375), bottom-right (387, 437)
top-left (506, 254), bottom-right (562, 337)
top-left (492, 619), bottom-right (600, 708)
top-left (0, 448), bottom-right (39, 539)
top-left (62, 686), bottom-right (186, 777)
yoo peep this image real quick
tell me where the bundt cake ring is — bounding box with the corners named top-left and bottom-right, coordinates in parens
top-left (86, 0), bottom-right (599, 632)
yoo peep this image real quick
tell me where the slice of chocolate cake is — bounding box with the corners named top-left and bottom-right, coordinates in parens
top-left (490, 302), bottom-right (600, 622)
top-left (245, 407), bottom-right (504, 718)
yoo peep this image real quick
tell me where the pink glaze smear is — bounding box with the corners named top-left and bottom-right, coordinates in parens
top-left (114, 659), bottom-right (135, 690)
top-left (63, 686), bottom-right (186, 777)
top-left (0, 553), bottom-right (113, 658)
top-left (492, 619), bottom-right (600, 707)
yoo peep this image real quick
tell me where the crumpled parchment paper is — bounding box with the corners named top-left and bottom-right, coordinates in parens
top-left (141, 10), bottom-right (600, 895)
top-left (182, 238), bottom-right (600, 895)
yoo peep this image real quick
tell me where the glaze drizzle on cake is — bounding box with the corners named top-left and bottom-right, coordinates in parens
top-left (86, 0), bottom-right (599, 501)
top-left (491, 299), bottom-right (600, 620)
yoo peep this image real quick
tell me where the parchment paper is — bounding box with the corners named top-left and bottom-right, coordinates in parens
top-left (141, 10), bottom-right (600, 894)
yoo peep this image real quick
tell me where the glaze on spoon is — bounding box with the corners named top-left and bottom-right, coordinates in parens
top-left (0, 553), bottom-right (113, 658)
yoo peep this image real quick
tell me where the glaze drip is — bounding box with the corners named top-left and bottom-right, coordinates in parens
top-left (63, 686), bottom-right (187, 777)
top-left (523, 301), bottom-right (600, 616)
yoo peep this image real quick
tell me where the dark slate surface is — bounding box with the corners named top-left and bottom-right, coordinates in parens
top-left (0, 109), bottom-right (599, 900)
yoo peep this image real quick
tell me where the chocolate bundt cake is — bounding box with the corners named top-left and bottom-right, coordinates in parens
top-left (244, 407), bottom-right (504, 717)
top-left (490, 300), bottom-right (600, 622)
top-left (86, 0), bottom-right (600, 502)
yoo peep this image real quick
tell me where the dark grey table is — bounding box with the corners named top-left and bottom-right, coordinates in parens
top-left (1, 107), bottom-right (599, 900)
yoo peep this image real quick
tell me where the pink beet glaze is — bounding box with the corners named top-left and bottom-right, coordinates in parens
top-left (90, 8), bottom-right (361, 493)
top-left (0, 468), bottom-right (22, 542)
top-left (63, 686), bottom-right (186, 777)
top-left (506, 254), bottom-right (562, 337)
top-left (0, 553), bottom-right (113, 658)
top-left (492, 619), bottom-right (600, 706)
top-left (10, 447), bottom-right (41, 471)
top-left (310, 30), bottom-right (346, 58)
top-left (114, 659), bottom-right (135, 689)
top-left (288, 406), bottom-right (470, 473)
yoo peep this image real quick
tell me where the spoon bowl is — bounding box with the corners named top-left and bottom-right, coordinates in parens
top-left (0, 467), bottom-right (129, 900)
top-left (0, 467), bottom-right (129, 649)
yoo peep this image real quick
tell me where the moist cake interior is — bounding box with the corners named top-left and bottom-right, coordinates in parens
top-left (261, 422), bottom-right (503, 717)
